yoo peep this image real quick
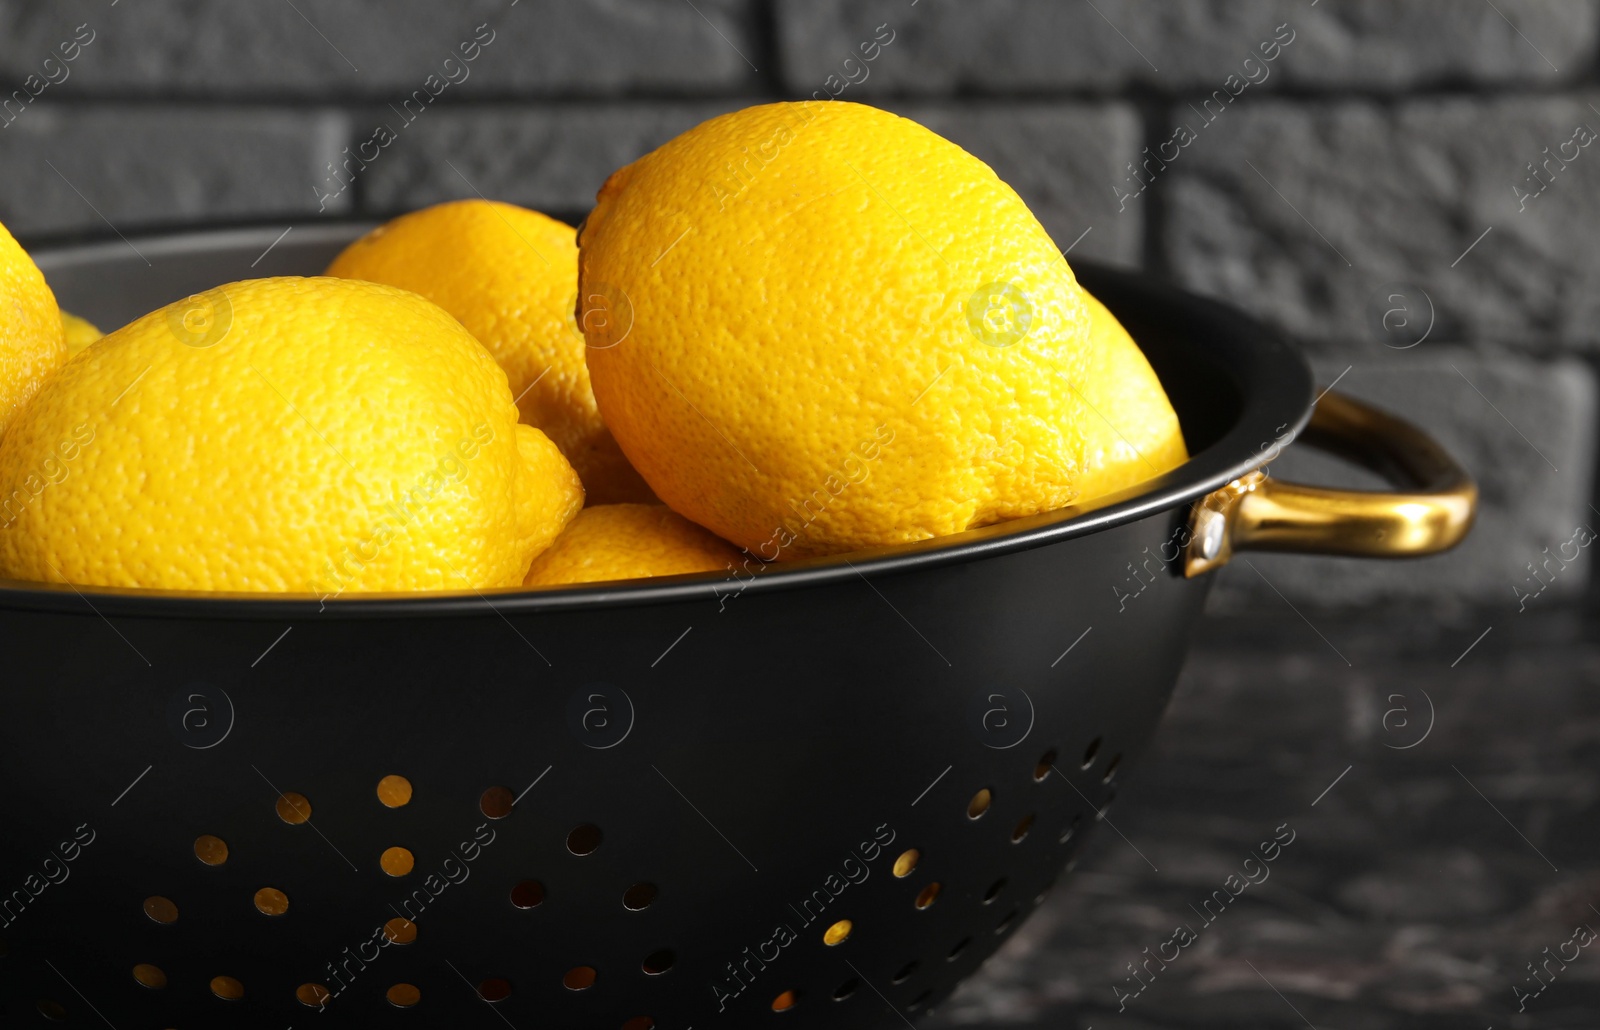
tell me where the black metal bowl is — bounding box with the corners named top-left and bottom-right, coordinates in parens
top-left (0, 226), bottom-right (1466, 1029)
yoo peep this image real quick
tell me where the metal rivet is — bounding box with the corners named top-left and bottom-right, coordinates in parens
top-left (1198, 508), bottom-right (1225, 560)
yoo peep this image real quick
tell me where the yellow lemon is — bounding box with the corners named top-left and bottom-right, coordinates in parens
top-left (326, 200), bottom-right (653, 504)
top-left (0, 276), bottom-right (583, 592)
top-left (579, 101), bottom-right (1185, 559)
top-left (1072, 293), bottom-right (1188, 501)
top-left (0, 220), bottom-right (68, 437)
top-left (60, 311), bottom-right (103, 356)
top-left (524, 503), bottom-right (741, 586)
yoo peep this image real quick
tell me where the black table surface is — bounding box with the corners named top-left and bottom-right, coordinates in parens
top-left (923, 607), bottom-right (1600, 1030)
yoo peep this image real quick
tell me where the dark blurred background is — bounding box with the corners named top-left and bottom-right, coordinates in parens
top-left (3, 2), bottom-right (1598, 1027)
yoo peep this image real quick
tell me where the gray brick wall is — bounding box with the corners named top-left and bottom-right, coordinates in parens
top-left (1164, 96), bottom-right (1600, 350)
top-left (0, 0), bottom-right (1594, 613)
top-left (360, 103), bottom-right (747, 219)
top-left (0, 0), bottom-right (762, 97)
top-left (0, 107), bottom-right (352, 235)
top-left (777, 0), bottom-right (1599, 92)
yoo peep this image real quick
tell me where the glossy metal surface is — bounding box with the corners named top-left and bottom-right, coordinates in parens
top-left (1184, 390), bottom-right (1478, 577)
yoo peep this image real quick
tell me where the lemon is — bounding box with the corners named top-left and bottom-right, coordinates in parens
top-left (1073, 293), bottom-right (1188, 501)
top-left (0, 220), bottom-right (67, 437)
top-left (579, 101), bottom-right (1185, 559)
top-left (524, 503), bottom-right (741, 586)
top-left (326, 200), bottom-right (653, 504)
top-left (60, 311), bottom-right (103, 355)
top-left (0, 277), bottom-right (583, 592)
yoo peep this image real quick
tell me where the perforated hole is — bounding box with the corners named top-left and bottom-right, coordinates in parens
top-left (983, 877), bottom-right (1007, 904)
top-left (377, 775), bottom-right (413, 808)
top-left (1081, 736), bottom-right (1102, 768)
top-left (622, 1018), bottom-right (656, 1030)
top-left (771, 989), bottom-right (798, 1012)
top-left (132, 964), bottom-right (167, 989)
top-left (567, 824), bottom-right (603, 855)
top-left (1060, 813), bottom-right (1082, 844)
top-left (915, 882), bottom-right (941, 910)
top-left (480, 786), bottom-right (515, 819)
top-left (386, 983), bottom-right (421, 1008)
top-left (623, 882), bottom-right (656, 910)
top-left (892, 849), bottom-right (920, 878)
top-left (947, 937), bottom-right (971, 960)
top-left (1011, 813), bottom-right (1035, 843)
top-left (1033, 749), bottom-right (1057, 781)
top-left (380, 847), bottom-right (415, 877)
top-left (833, 978), bottom-right (859, 1000)
top-left (36, 999), bottom-right (66, 1021)
top-left (384, 917), bottom-right (418, 945)
top-left (995, 909), bottom-right (1018, 934)
top-left (511, 880), bottom-right (546, 909)
top-left (296, 983), bottom-right (331, 1008)
top-left (892, 960), bottom-right (919, 984)
top-left (254, 887), bottom-right (289, 916)
top-left (143, 896), bottom-right (178, 924)
top-left (564, 967), bottom-right (597, 991)
top-left (966, 788), bottom-right (992, 819)
top-left (193, 834), bottom-right (228, 866)
top-left (275, 791), bottom-right (312, 825)
top-left (1099, 788), bottom-right (1118, 819)
top-left (480, 977), bottom-right (513, 1002)
top-left (211, 975), bottom-right (244, 1000)
top-left (908, 989), bottom-right (932, 1010)
top-left (823, 919), bottom-right (853, 946)
top-left (642, 948), bottom-right (675, 975)
top-left (1102, 754), bottom-right (1123, 784)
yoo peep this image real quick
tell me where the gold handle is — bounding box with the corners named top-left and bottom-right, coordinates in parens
top-left (1184, 389), bottom-right (1477, 577)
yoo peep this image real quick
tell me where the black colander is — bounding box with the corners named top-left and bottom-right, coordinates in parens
top-left (0, 225), bottom-right (1470, 1029)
